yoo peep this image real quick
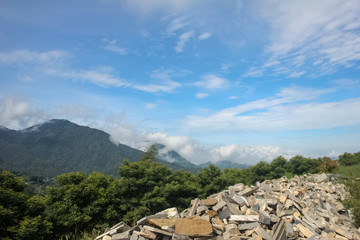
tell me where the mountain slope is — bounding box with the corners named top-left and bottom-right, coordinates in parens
top-left (155, 143), bottom-right (201, 172)
top-left (0, 119), bottom-right (193, 177)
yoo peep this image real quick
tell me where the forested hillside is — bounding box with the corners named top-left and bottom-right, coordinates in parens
top-left (0, 119), bottom-right (197, 177)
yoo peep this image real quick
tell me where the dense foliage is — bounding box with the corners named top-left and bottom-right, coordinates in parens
top-left (1, 147), bottom-right (359, 239)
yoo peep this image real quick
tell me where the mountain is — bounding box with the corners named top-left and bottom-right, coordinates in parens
top-left (198, 160), bottom-right (250, 170)
top-left (155, 143), bottom-right (201, 172)
top-left (0, 119), bottom-right (196, 178)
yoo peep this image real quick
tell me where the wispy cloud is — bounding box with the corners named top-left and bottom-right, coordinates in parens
top-left (255, 0), bottom-right (360, 77)
top-left (50, 68), bottom-right (130, 88)
top-left (175, 30), bottom-right (195, 52)
top-left (103, 40), bottom-right (127, 55)
top-left (183, 86), bottom-right (360, 132)
top-left (133, 68), bottom-right (182, 93)
top-left (0, 49), bottom-right (69, 65)
top-left (195, 74), bottom-right (229, 89)
top-left (196, 93), bottom-right (208, 99)
top-left (198, 32), bottom-right (211, 41)
top-left (166, 16), bottom-right (191, 35)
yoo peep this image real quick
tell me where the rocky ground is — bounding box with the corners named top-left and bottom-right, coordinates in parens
top-left (96, 173), bottom-right (360, 240)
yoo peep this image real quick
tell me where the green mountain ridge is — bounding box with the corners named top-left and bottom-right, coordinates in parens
top-left (0, 119), bottom-right (196, 177)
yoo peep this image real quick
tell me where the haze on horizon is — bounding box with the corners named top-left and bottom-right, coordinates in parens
top-left (1, 0), bottom-right (360, 165)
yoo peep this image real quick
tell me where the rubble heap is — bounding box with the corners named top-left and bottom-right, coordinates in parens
top-left (96, 173), bottom-right (360, 240)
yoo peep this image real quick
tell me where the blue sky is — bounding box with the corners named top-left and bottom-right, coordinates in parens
top-left (1, 0), bottom-right (360, 164)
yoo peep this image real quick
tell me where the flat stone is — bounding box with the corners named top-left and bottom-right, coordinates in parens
top-left (133, 230), bottom-right (156, 240)
top-left (232, 195), bottom-right (249, 207)
top-left (204, 210), bottom-right (217, 219)
top-left (335, 226), bottom-right (353, 239)
top-left (211, 216), bottom-right (225, 232)
top-left (285, 222), bottom-right (295, 238)
top-left (143, 225), bottom-right (173, 236)
top-left (229, 215), bottom-right (259, 222)
top-left (102, 236), bottom-right (111, 240)
top-left (297, 223), bottom-right (316, 238)
top-left (148, 218), bottom-right (178, 228)
top-left (129, 233), bottom-right (138, 240)
top-left (238, 222), bottom-right (260, 231)
top-left (272, 219), bottom-right (287, 240)
top-left (219, 207), bottom-right (231, 221)
top-left (175, 218), bottom-right (213, 237)
top-left (199, 198), bottom-right (218, 206)
top-left (197, 205), bottom-right (209, 215)
top-left (189, 198), bottom-right (200, 216)
top-left (259, 210), bottom-right (271, 225)
top-left (255, 226), bottom-right (272, 240)
top-left (111, 230), bottom-right (130, 240)
top-left (212, 201), bottom-right (227, 212)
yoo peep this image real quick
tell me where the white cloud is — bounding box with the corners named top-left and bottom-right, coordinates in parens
top-left (0, 95), bottom-right (45, 129)
top-left (258, 0), bottom-right (360, 76)
top-left (198, 32), bottom-right (211, 41)
top-left (288, 71), bottom-right (306, 78)
top-left (243, 67), bottom-right (264, 77)
top-left (175, 30), bottom-right (195, 52)
top-left (195, 74), bottom-right (229, 89)
top-left (167, 16), bottom-right (191, 35)
top-left (52, 69), bottom-right (130, 88)
top-left (145, 102), bottom-right (157, 109)
top-left (183, 86), bottom-right (359, 132)
top-left (196, 93), bottom-right (209, 99)
top-left (0, 49), bottom-right (69, 65)
top-left (133, 81), bottom-right (180, 93)
top-left (104, 40), bottom-right (127, 55)
top-left (331, 78), bottom-right (360, 89)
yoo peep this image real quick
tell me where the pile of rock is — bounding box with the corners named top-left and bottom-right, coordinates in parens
top-left (96, 173), bottom-right (360, 240)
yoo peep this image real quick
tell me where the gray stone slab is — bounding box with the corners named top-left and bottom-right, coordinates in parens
top-left (238, 222), bottom-right (260, 231)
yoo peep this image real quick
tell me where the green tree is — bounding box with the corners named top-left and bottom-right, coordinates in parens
top-left (269, 156), bottom-right (287, 179)
top-left (250, 161), bottom-right (271, 182)
top-left (45, 172), bottom-right (114, 238)
top-left (196, 164), bottom-right (226, 198)
top-left (287, 155), bottom-right (321, 175)
top-left (339, 152), bottom-right (360, 166)
top-left (0, 170), bottom-right (52, 240)
top-left (114, 145), bottom-right (174, 224)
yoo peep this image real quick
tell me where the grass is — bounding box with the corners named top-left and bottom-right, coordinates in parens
top-left (337, 163), bottom-right (360, 228)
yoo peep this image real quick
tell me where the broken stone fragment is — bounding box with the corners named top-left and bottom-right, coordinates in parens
top-left (285, 222), bottom-right (296, 238)
top-left (231, 195), bottom-right (249, 207)
top-left (175, 218), bottom-right (213, 237)
top-left (197, 205), bottom-right (209, 215)
top-left (238, 222), bottom-right (260, 231)
top-left (199, 198), bottom-right (218, 206)
top-left (111, 230), bottom-right (130, 240)
top-left (229, 215), bottom-right (259, 222)
top-left (133, 230), bottom-right (156, 240)
top-left (142, 225), bottom-right (173, 236)
top-left (189, 198), bottom-right (200, 216)
top-left (259, 210), bottom-right (271, 225)
top-left (212, 201), bottom-right (227, 212)
top-left (297, 223), bottom-right (316, 238)
top-left (148, 218), bottom-right (178, 228)
top-left (334, 226), bottom-right (353, 239)
top-left (255, 226), bottom-right (272, 240)
top-left (211, 216), bottom-right (225, 232)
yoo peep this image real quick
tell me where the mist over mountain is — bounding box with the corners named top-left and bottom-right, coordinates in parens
top-left (0, 119), bottom-right (197, 177)
top-left (198, 160), bottom-right (250, 170)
